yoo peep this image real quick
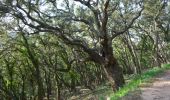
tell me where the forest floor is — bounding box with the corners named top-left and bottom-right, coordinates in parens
top-left (122, 70), bottom-right (170, 100)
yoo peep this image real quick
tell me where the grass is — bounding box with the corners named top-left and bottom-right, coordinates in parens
top-left (108, 64), bottom-right (170, 100)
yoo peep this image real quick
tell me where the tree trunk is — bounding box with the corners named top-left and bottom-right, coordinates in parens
top-left (154, 21), bottom-right (161, 67)
top-left (56, 84), bottom-right (61, 100)
top-left (155, 33), bottom-right (161, 67)
top-left (123, 47), bottom-right (133, 74)
top-left (122, 34), bottom-right (141, 74)
top-left (99, 37), bottom-right (125, 91)
top-left (103, 57), bottom-right (125, 91)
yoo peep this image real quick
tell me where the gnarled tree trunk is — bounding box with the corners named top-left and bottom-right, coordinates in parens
top-left (99, 37), bottom-right (125, 91)
top-left (102, 56), bottom-right (125, 91)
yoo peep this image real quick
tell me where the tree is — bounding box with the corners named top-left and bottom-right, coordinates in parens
top-left (0, 0), bottom-right (144, 90)
top-left (137, 0), bottom-right (169, 67)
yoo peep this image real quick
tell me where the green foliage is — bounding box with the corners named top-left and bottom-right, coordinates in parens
top-left (0, 0), bottom-right (170, 99)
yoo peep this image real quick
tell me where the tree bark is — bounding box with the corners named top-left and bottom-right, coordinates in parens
top-left (99, 36), bottom-right (125, 91)
top-left (122, 34), bottom-right (141, 74)
top-left (103, 56), bottom-right (125, 91)
top-left (22, 34), bottom-right (44, 100)
top-left (155, 33), bottom-right (161, 67)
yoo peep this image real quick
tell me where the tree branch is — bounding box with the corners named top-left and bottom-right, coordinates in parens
top-left (74, 0), bottom-right (101, 31)
top-left (111, 6), bottom-right (144, 39)
top-left (101, 0), bottom-right (110, 34)
top-left (59, 33), bottom-right (105, 64)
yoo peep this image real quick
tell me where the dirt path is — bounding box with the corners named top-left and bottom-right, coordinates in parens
top-left (122, 70), bottom-right (170, 100)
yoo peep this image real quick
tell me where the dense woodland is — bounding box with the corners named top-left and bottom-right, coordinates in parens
top-left (0, 0), bottom-right (170, 99)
